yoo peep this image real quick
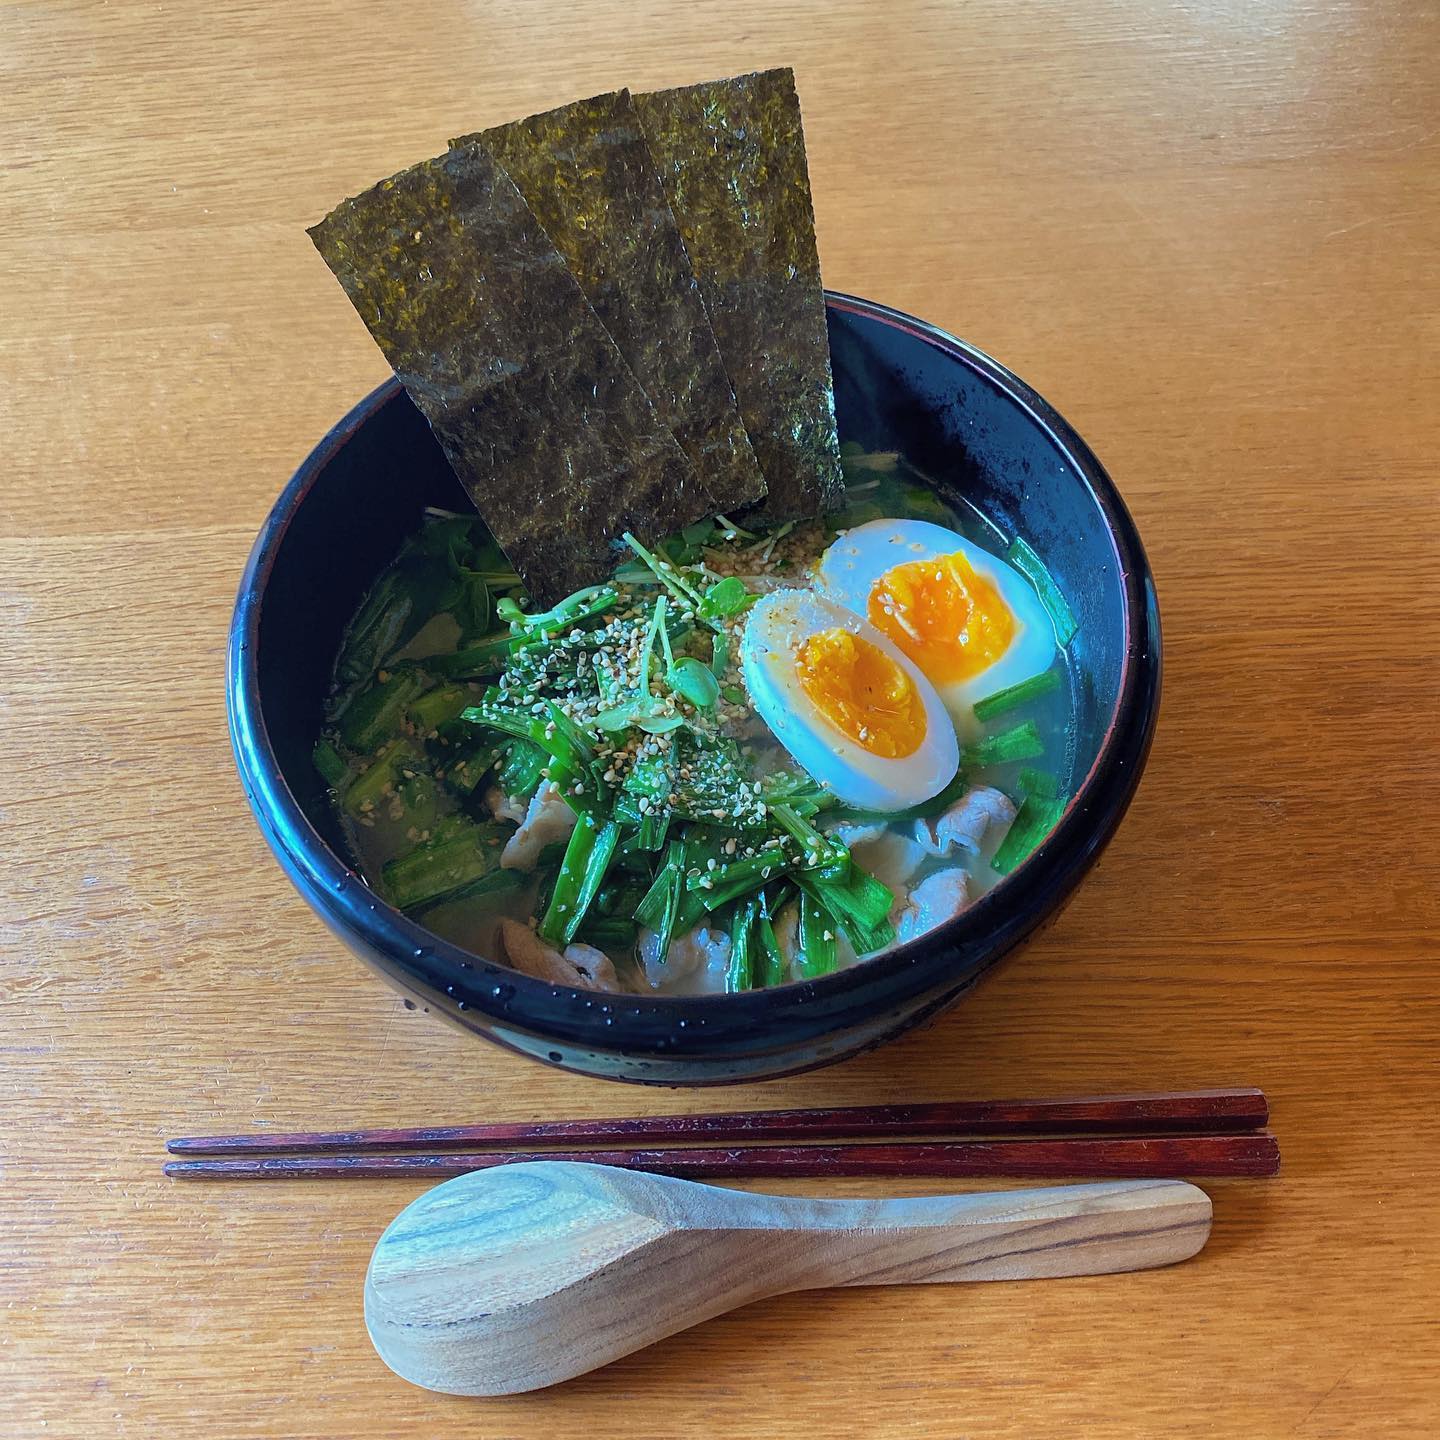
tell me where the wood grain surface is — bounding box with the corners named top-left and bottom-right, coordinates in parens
top-left (2, 0), bottom-right (1436, 1435)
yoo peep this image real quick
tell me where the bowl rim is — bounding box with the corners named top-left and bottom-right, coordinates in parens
top-left (229, 291), bottom-right (1160, 1054)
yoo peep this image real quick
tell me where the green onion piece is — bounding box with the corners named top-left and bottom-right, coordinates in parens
top-left (596, 879), bottom-right (651, 919)
top-left (962, 720), bottom-right (1045, 769)
top-left (633, 849), bottom-right (678, 930)
top-left (470, 693), bottom-right (595, 768)
top-left (634, 839), bottom-right (687, 967)
top-left (690, 844), bottom-right (791, 911)
top-left (622, 747), bottom-right (672, 801)
top-left (726, 898), bottom-right (758, 992)
top-left (796, 872), bottom-right (895, 956)
top-left (576, 915), bottom-right (638, 951)
top-left (1007, 537), bottom-right (1078, 646)
top-left (755, 911), bottom-right (786, 988)
top-left (381, 822), bottom-right (506, 911)
top-left (769, 802), bottom-right (843, 868)
top-left (538, 817), bottom-right (620, 946)
top-left (451, 570), bottom-right (492, 641)
top-left (410, 866), bottom-right (523, 918)
top-left (795, 892), bottom-right (837, 978)
top-left (698, 576), bottom-right (754, 622)
top-left (395, 769), bottom-right (439, 834)
top-left (709, 632), bottom-right (730, 679)
top-left (632, 806), bottom-right (673, 851)
top-left (496, 739), bottom-right (547, 803)
top-left (427, 632), bottom-right (512, 678)
top-left (669, 656), bottom-right (720, 708)
top-left (313, 738), bottom-right (347, 788)
top-left (760, 769), bottom-right (832, 817)
top-left (971, 668), bottom-right (1061, 723)
top-left (795, 865), bottom-right (894, 936)
top-left (334, 568), bottom-right (412, 688)
top-left (341, 739), bottom-right (421, 816)
top-left (440, 737), bottom-right (505, 798)
top-left (1016, 767), bottom-right (1060, 801)
top-left (408, 684), bottom-right (473, 733)
top-left (339, 668), bottom-right (426, 751)
top-left (991, 793), bottom-right (1066, 875)
top-left (720, 684), bottom-right (746, 705)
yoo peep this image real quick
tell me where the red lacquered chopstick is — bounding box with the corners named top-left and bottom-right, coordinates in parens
top-left (166, 1087), bottom-right (1268, 1157)
top-left (164, 1132), bottom-right (1279, 1181)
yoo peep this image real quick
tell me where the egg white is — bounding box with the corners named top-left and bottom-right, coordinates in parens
top-left (739, 588), bottom-right (959, 812)
top-left (817, 518), bottom-right (1057, 730)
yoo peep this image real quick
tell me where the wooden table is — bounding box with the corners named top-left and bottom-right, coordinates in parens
top-left (4, 1), bottom-right (1437, 1434)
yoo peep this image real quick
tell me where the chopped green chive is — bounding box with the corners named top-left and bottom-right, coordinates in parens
top-left (971, 668), bottom-right (1061, 723)
top-left (991, 793), bottom-right (1066, 875)
top-left (1007, 537), bottom-right (1078, 646)
top-left (961, 720), bottom-right (1044, 769)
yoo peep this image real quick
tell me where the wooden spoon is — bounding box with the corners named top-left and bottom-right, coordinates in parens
top-left (365, 1160), bottom-right (1211, 1394)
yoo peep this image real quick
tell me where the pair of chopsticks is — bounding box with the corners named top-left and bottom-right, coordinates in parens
top-left (165, 1087), bottom-right (1278, 1180)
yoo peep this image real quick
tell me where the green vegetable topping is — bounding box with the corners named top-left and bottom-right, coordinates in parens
top-left (1006, 536), bottom-right (1078, 646)
top-left (991, 793), bottom-right (1067, 875)
top-left (961, 720), bottom-right (1045, 769)
top-left (316, 486), bottom-right (1073, 995)
top-left (971, 668), bottom-right (1061, 723)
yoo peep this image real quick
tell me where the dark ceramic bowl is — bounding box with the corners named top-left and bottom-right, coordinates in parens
top-left (229, 293), bottom-right (1160, 1084)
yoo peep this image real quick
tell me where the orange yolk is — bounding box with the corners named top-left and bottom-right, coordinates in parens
top-left (794, 627), bottom-right (926, 758)
top-left (867, 551), bottom-right (1016, 682)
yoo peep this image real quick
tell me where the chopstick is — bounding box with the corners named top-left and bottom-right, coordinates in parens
top-left (164, 1132), bottom-right (1280, 1181)
top-left (167, 1087), bottom-right (1268, 1157)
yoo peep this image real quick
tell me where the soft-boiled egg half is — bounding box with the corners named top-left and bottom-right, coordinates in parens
top-left (740, 589), bottom-right (958, 812)
top-left (817, 518), bottom-right (1056, 729)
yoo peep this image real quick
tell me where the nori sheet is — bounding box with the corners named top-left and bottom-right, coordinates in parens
top-left (633, 68), bottom-right (845, 522)
top-left (455, 90), bottom-right (767, 513)
top-left (308, 143), bottom-right (711, 606)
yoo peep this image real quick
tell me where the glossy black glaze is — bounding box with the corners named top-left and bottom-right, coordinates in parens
top-left (228, 294), bottom-right (1161, 1084)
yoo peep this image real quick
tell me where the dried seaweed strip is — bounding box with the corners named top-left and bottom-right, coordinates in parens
top-left (455, 90), bottom-right (766, 512)
top-left (308, 144), bottom-right (710, 605)
top-left (634, 68), bottom-right (844, 522)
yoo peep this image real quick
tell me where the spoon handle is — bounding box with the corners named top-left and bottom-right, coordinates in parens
top-left (796, 1179), bottom-right (1212, 1286)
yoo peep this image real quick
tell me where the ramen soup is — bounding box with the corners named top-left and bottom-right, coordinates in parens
top-left (314, 453), bottom-right (1077, 996)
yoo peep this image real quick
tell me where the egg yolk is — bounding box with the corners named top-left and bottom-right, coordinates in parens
top-left (794, 627), bottom-right (927, 758)
top-left (867, 551), bottom-right (1016, 682)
